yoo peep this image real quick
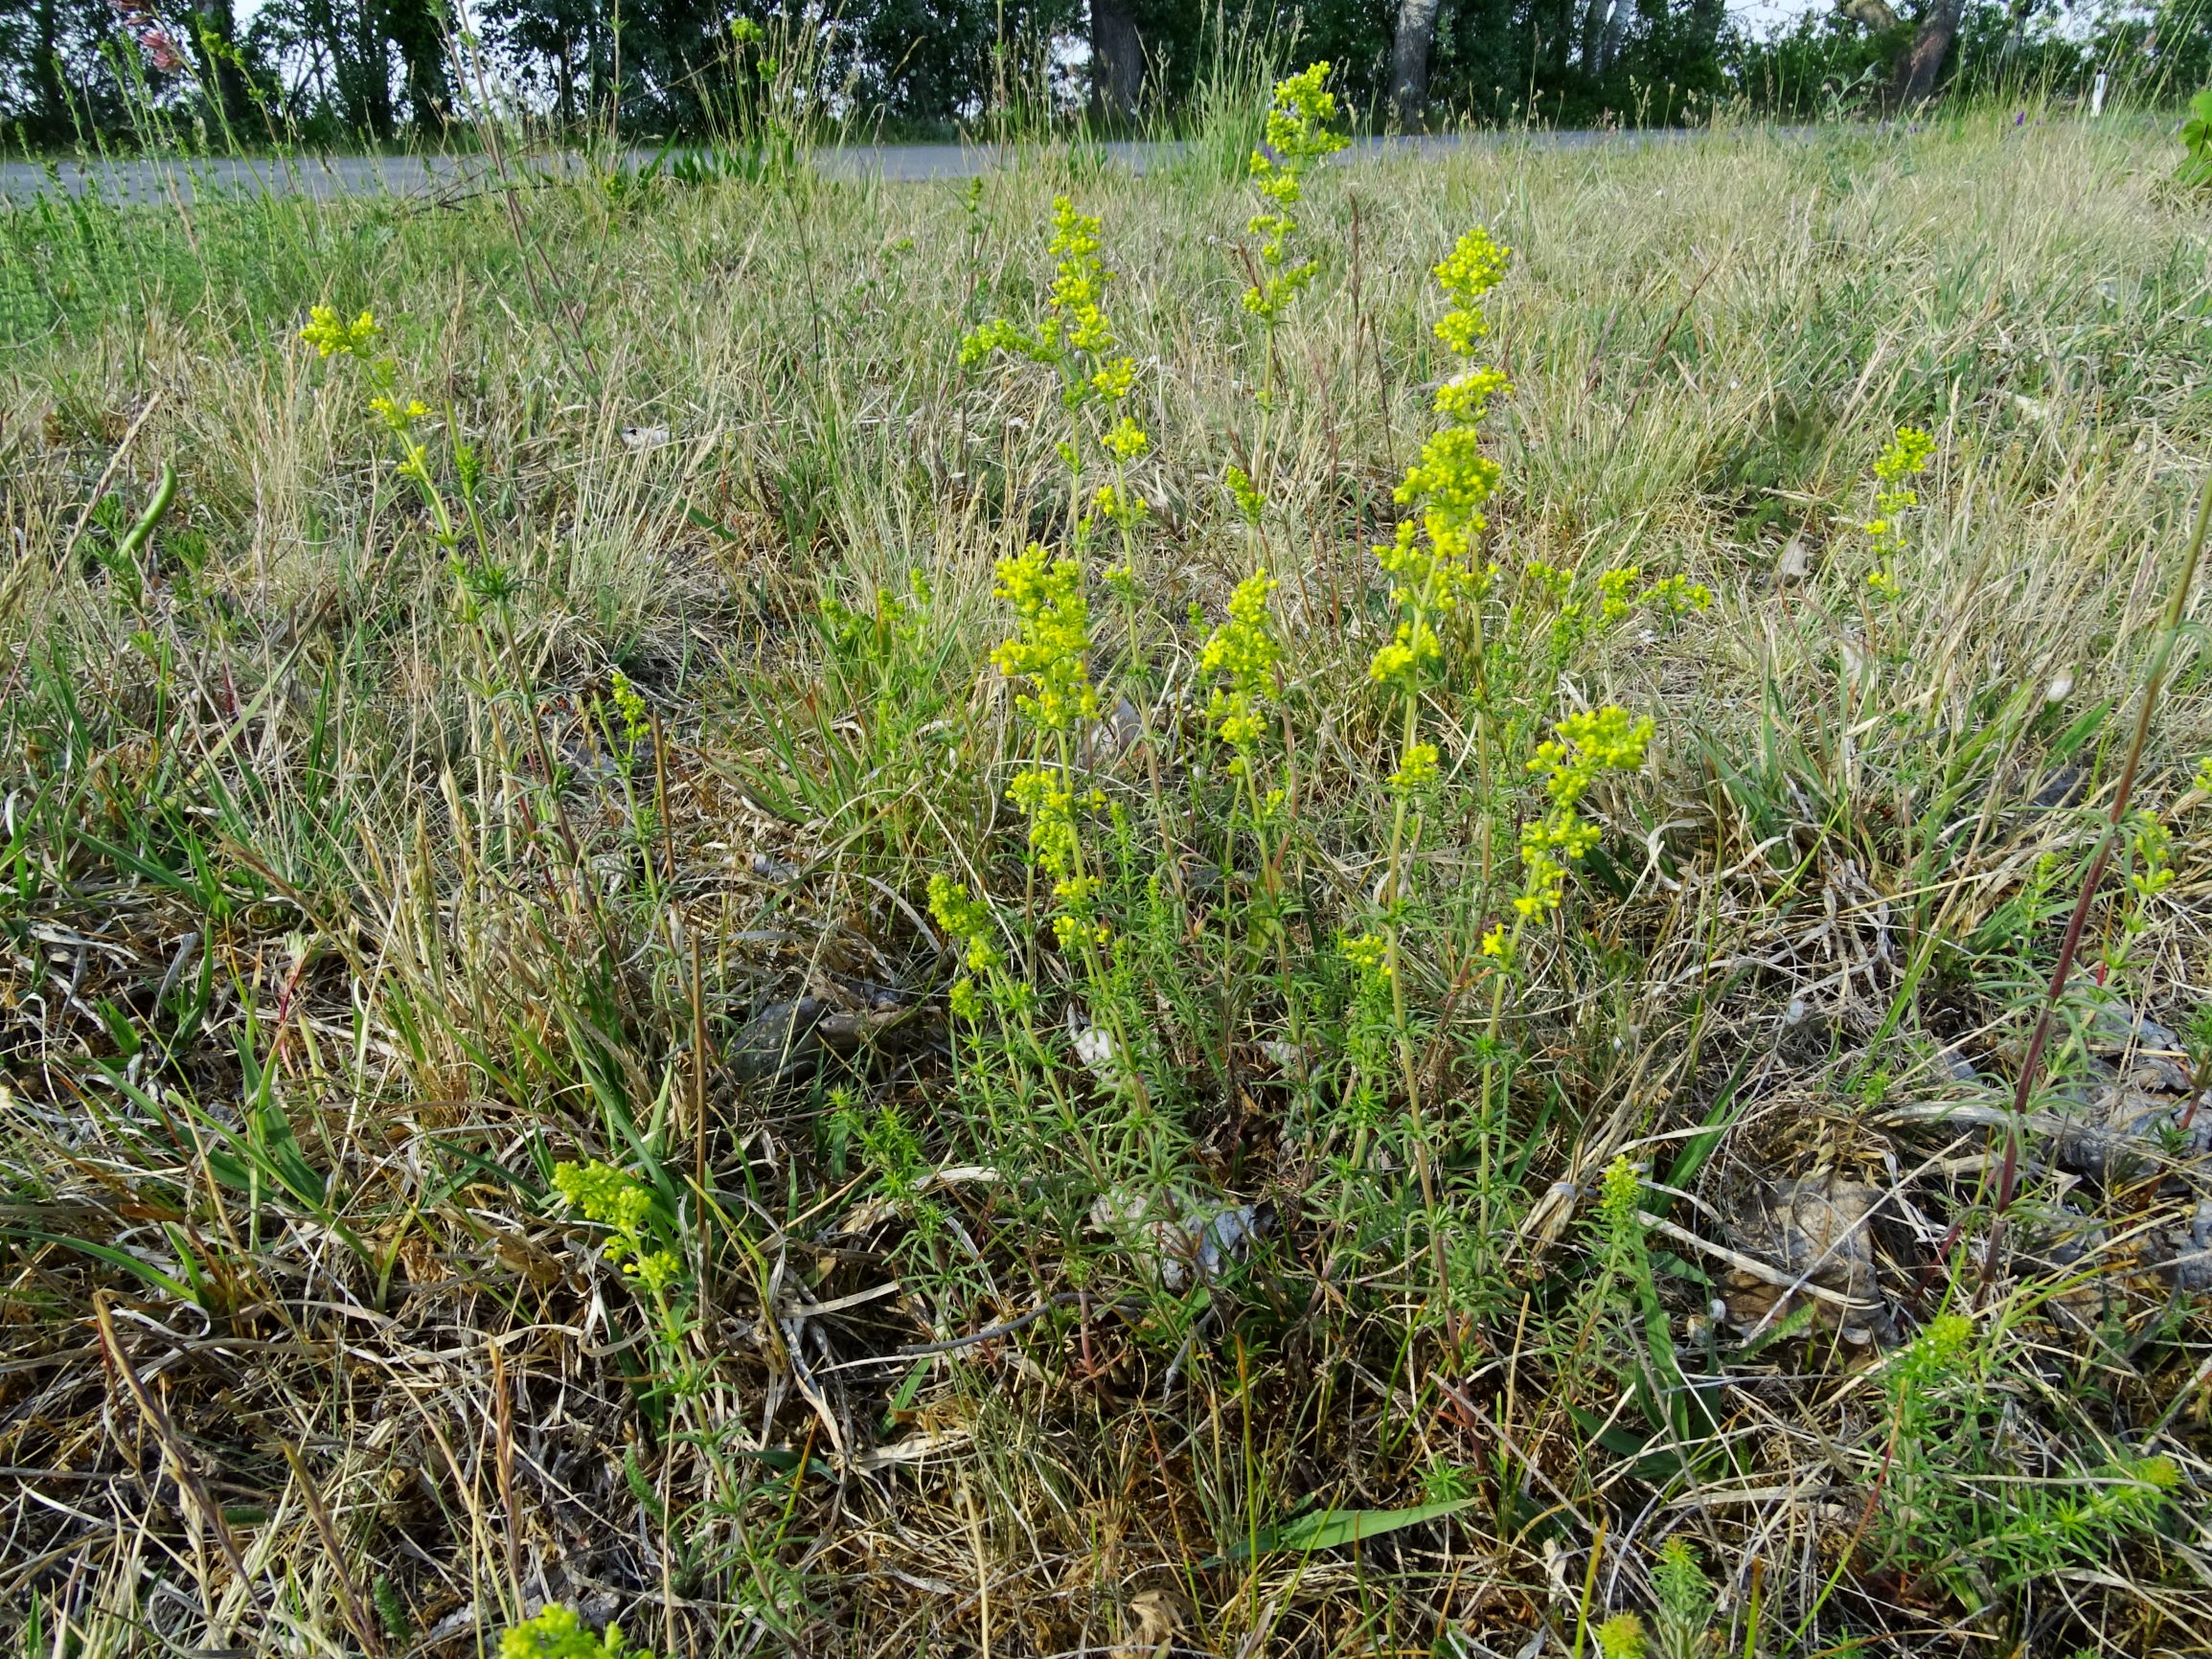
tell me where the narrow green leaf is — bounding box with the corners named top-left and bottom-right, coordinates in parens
top-left (1224, 1494), bottom-right (1477, 1560)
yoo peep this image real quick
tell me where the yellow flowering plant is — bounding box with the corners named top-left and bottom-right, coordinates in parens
top-left (500, 1604), bottom-right (653, 1659)
top-left (1509, 707), bottom-right (1655, 930)
top-left (300, 304), bottom-right (459, 546)
top-left (1198, 566), bottom-right (1304, 1049)
top-left (962, 202), bottom-right (1156, 987)
top-left (1861, 423), bottom-right (1935, 596)
top-left (960, 196), bottom-right (1152, 560)
top-left (552, 1158), bottom-right (684, 1296)
top-left (1226, 62), bottom-right (1347, 529)
top-left (959, 200), bottom-right (1173, 1110)
top-left (1330, 224), bottom-right (1518, 1297)
top-left (1243, 62), bottom-right (1348, 330)
top-left (550, 1160), bottom-right (693, 1384)
top-left (1200, 570), bottom-right (1283, 769)
top-left (1370, 226), bottom-right (1515, 921)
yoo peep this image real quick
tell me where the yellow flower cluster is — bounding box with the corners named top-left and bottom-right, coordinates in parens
top-left (501, 1604), bottom-right (652, 1659)
top-left (1367, 229), bottom-right (1514, 693)
top-left (1598, 1151), bottom-right (1643, 1231)
top-left (1513, 707), bottom-right (1653, 920)
top-left (1340, 930), bottom-right (1389, 977)
top-left (302, 303), bottom-right (456, 540)
top-left (1245, 63), bottom-right (1348, 323)
top-left (1006, 768), bottom-right (1107, 947)
top-left (1045, 194), bottom-right (1117, 357)
top-left (1388, 739), bottom-right (1440, 796)
top-left (1200, 570), bottom-right (1282, 762)
top-left (301, 305), bottom-right (380, 359)
top-left (1862, 424), bottom-right (1934, 593)
top-left (608, 668), bottom-right (650, 753)
top-left (990, 543), bottom-right (1100, 733)
top-left (1224, 465), bottom-right (1266, 524)
top-left (2127, 812), bottom-right (2175, 904)
top-left (368, 393), bottom-right (431, 435)
top-left (927, 875), bottom-right (1002, 975)
top-left (552, 1160), bottom-right (680, 1294)
top-left (961, 200), bottom-right (1137, 403)
top-left (1524, 557), bottom-right (1711, 654)
top-left (1099, 414), bottom-right (1149, 460)
top-left (1092, 481), bottom-right (1145, 531)
top-left (1643, 573), bottom-right (1713, 614)
top-left (962, 197), bottom-right (1152, 532)
top-left (927, 874), bottom-right (1004, 1017)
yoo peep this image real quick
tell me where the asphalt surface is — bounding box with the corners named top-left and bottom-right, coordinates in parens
top-left (0, 129), bottom-right (1702, 205)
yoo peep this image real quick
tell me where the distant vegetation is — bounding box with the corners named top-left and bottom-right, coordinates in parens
top-left (4, 0), bottom-right (2211, 149)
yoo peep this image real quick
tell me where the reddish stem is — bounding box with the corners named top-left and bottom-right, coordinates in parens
top-left (1982, 472), bottom-right (2212, 1289)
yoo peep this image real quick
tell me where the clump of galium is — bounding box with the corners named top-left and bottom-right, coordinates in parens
top-left (958, 195), bottom-right (1151, 558)
top-left (1199, 566), bottom-right (1290, 971)
top-left (1228, 61), bottom-right (1348, 521)
top-left (1365, 227), bottom-right (1517, 954)
top-left (1197, 64), bottom-right (1340, 1030)
top-left (549, 1160), bottom-right (693, 1384)
top-left (945, 198), bottom-right (1153, 1107)
top-left (1243, 62), bottom-right (1348, 336)
top-left (301, 305), bottom-right (462, 546)
top-left (1862, 424), bottom-right (1934, 596)
top-left (1357, 234), bottom-right (1666, 974)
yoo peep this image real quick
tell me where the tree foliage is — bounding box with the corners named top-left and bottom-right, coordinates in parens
top-left (2, 0), bottom-right (2207, 146)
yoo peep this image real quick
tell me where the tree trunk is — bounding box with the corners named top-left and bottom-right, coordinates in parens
top-left (1578, 0), bottom-right (1610, 73)
top-left (382, 0), bottom-right (449, 133)
top-left (1893, 0), bottom-right (1964, 105)
top-left (190, 0), bottom-right (252, 129)
top-left (1600, 0), bottom-right (1630, 73)
top-left (1088, 0), bottom-right (1141, 122)
top-left (34, 0), bottom-right (67, 141)
top-left (1391, 0), bottom-right (1443, 130)
top-left (588, 7), bottom-right (608, 127)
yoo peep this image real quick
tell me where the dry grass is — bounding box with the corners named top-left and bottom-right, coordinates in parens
top-left (5, 106), bottom-right (2212, 1658)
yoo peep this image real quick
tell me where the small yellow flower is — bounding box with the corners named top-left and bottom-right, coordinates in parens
top-left (368, 394), bottom-right (431, 434)
top-left (1862, 424), bottom-right (1934, 562)
top-left (1367, 620), bottom-right (1441, 690)
top-left (1389, 740), bottom-right (1440, 795)
top-left (991, 545), bottom-right (1100, 733)
top-left (1511, 707), bottom-right (1651, 920)
top-left (1099, 415), bottom-right (1150, 460)
top-left (1243, 63), bottom-right (1348, 322)
top-left (928, 875), bottom-right (1002, 972)
top-left (1009, 767), bottom-right (1084, 880)
top-left (1224, 466), bottom-right (1266, 524)
top-left (1643, 573), bottom-right (1712, 614)
top-left (1432, 366), bottom-right (1511, 421)
top-left (301, 304), bottom-right (379, 358)
top-left (1090, 357), bottom-right (1137, 402)
top-left (1433, 226), bottom-right (1511, 306)
top-left (1340, 930), bottom-right (1390, 975)
top-left (1202, 569), bottom-right (1282, 754)
top-left (1092, 481), bottom-right (1147, 530)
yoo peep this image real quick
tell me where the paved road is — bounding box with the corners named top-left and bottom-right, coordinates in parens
top-left (0, 130), bottom-right (1704, 205)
